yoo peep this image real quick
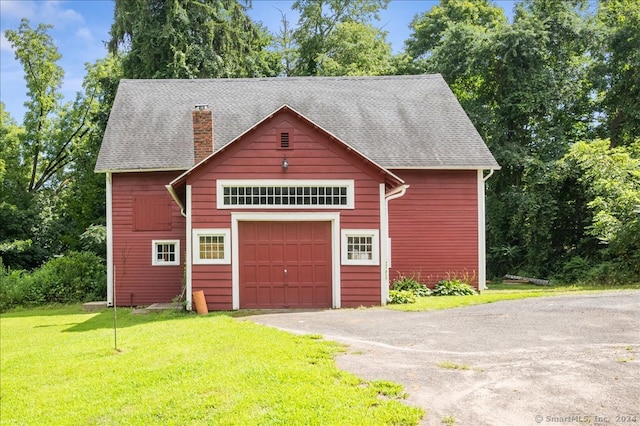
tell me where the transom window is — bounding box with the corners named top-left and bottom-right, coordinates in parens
top-left (217, 180), bottom-right (354, 209)
top-left (152, 240), bottom-right (180, 266)
top-left (341, 230), bottom-right (379, 265)
top-left (193, 229), bottom-right (230, 264)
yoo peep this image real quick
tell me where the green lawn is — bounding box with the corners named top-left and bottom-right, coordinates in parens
top-left (387, 282), bottom-right (640, 312)
top-left (1, 307), bottom-right (423, 425)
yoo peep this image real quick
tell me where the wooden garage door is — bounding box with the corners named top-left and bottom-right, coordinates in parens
top-left (239, 221), bottom-right (332, 309)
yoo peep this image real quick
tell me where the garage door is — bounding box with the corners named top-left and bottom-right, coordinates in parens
top-left (239, 221), bottom-right (332, 309)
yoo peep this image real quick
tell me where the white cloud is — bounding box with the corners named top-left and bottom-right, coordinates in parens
top-left (0, 1), bottom-right (38, 21)
top-left (0, 33), bottom-right (16, 53)
top-left (75, 27), bottom-right (93, 44)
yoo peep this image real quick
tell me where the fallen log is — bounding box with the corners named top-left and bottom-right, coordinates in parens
top-left (504, 274), bottom-right (551, 286)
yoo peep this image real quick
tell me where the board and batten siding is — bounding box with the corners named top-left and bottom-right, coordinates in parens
top-left (388, 169), bottom-right (479, 287)
top-left (187, 109), bottom-right (384, 309)
top-left (111, 171), bottom-right (185, 305)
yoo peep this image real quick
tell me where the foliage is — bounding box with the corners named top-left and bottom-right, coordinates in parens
top-left (432, 279), bottom-right (477, 296)
top-left (1, 22), bottom-right (115, 270)
top-left (559, 139), bottom-right (640, 279)
top-left (391, 274), bottom-right (432, 297)
top-left (388, 289), bottom-right (416, 304)
top-left (0, 252), bottom-right (106, 312)
top-left (315, 21), bottom-right (393, 76)
top-left (0, 308), bottom-right (424, 424)
top-left (291, 0), bottom-right (390, 76)
top-left (109, 0), bottom-right (280, 79)
top-left (592, 0), bottom-right (640, 147)
top-left (388, 282), bottom-right (639, 312)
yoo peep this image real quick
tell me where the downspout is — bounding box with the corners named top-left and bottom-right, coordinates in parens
top-left (380, 184), bottom-right (410, 304)
top-left (166, 184), bottom-right (187, 217)
top-left (385, 184), bottom-right (409, 202)
top-left (478, 169), bottom-right (495, 292)
top-left (483, 169), bottom-right (495, 182)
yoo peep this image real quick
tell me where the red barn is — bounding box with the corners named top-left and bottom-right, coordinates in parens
top-left (95, 75), bottom-right (499, 310)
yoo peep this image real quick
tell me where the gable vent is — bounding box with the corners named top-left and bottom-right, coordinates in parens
top-left (280, 132), bottom-right (290, 148)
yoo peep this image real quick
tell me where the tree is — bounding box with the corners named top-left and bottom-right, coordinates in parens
top-left (109, 0), bottom-right (281, 79)
top-left (559, 139), bottom-right (640, 280)
top-left (592, 0), bottom-right (640, 147)
top-left (4, 20), bottom-right (93, 194)
top-left (315, 21), bottom-right (392, 76)
top-left (2, 20), bottom-right (116, 268)
top-left (291, 0), bottom-right (389, 76)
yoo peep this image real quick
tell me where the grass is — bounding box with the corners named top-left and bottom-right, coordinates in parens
top-left (1, 306), bottom-right (424, 425)
top-left (387, 282), bottom-right (640, 312)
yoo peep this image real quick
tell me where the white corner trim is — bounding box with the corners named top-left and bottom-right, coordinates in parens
top-left (106, 172), bottom-right (113, 306)
top-left (477, 170), bottom-right (487, 291)
top-left (185, 185), bottom-right (193, 310)
top-left (230, 212), bottom-right (341, 310)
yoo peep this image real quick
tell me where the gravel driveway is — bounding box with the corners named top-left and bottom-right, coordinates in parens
top-left (245, 291), bottom-right (640, 425)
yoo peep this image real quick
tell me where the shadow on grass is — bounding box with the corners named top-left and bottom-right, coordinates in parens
top-left (62, 308), bottom-right (238, 333)
top-left (0, 305), bottom-right (96, 318)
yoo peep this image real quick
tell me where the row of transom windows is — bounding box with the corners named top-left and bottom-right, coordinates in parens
top-left (217, 180), bottom-right (355, 209)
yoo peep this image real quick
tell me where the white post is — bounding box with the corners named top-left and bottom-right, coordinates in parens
top-left (106, 172), bottom-right (114, 306)
top-left (186, 185), bottom-right (193, 310)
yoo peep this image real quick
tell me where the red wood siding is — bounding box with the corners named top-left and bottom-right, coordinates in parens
top-left (388, 170), bottom-right (479, 287)
top-left (112, 171), bottom-right (185, 306)
top-left (189, 108), bottom-right (383, 309)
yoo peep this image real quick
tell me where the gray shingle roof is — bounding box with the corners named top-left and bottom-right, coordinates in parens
top-left (95, 75), bottom-right (499, 172)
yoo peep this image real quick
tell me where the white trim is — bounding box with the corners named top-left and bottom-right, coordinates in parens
top-left (379, 184), bottom-right (389, 305)
top-left (387, 165), bottom-right (501, 170)
top-left (95, 167), bottom-right (189, 174)
top-left (231, 212), bottom-right (341, 310)
top-left (192, 229), bottom-right (231, 264)
top-left (106, 172), bottom-right (114, 306)
top-left (152, 240), bottom-right (181, 266)
top-left (477, 170), bottom-right (487, 291)
top-left (341, 229), bottom-right (380, 266)
top-left (185, 185), bottom-right (193, 310)
top-left (217, 179), bottom-right (355, 209)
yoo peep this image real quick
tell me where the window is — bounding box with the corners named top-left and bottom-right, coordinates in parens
top-left (341, 230), bottom-right (379, 265)
top-left (193, 229), bottom-right (230, 264)
top-left (217, 180), bottom-right (354, 209)
top-left (152, 240), bottom-right (180, 266)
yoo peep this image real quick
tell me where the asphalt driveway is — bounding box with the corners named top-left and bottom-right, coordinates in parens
top-left (245, 291), bottom-right (640, 425)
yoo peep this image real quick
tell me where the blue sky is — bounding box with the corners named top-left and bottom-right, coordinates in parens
top-left (0, 1), bottom-right (515, 122)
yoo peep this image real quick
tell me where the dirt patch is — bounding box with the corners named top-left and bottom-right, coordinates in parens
top-left (246, 291), bottom-right (640, 425)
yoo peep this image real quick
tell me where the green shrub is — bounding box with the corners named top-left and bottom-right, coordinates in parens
top-left (388, 290), bottom-right (416, 304)
top-left (0, 260), bottom-right (36, 312)
top-left (0, 251), bottom-right (106, 312)
top-left (432, 279), bottom-right (477, 296)
top-left (391, 274), bottom-right (431, 297)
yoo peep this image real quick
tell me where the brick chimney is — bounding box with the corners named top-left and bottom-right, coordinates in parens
top-left (192, 104), bottom-right (213, 164)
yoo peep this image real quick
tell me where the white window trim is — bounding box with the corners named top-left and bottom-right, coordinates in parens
top-left (152, 240), bottom-right (180, 266)
top-left (341, 229), bottom-right (380, 266)
top-left (217, 179), bottom-right (355, 209)
top-left (193, 228), bottom-right (231, 265)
